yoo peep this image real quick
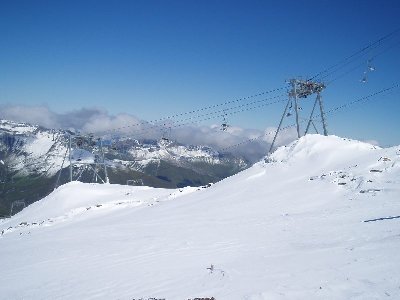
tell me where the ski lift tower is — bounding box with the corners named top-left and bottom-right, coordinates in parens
top-left (67, 134), bottom-right (109, 184)
top-left (269, 78), bottom-right (328, 153)
top-left (10, 200), bottom-right (26, 216)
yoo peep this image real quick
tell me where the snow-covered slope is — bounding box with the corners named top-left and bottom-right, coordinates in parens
top-left (1, 135), bottom-right (399, 299)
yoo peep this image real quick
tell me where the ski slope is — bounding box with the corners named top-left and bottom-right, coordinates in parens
top-left (1, 135), bottom-right (399, 300)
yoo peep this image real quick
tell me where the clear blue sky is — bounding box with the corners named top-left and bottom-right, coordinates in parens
top-left (1, 0), bottom-right (399, 146)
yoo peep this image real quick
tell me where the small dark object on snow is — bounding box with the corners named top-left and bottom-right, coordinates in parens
top-left (360, 189), bottom-right (381, 193)
top-left (379, 157), bottom-right (391, 162)
top-left (207, 264), bottom-right (214, 273)
top-left (364, 215), bottom-right (400, 223)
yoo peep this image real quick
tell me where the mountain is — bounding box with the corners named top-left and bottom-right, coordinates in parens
top-left (1, 135), bottom-right (399, 299)
top-left (0, 119), bottom-right (249, 217)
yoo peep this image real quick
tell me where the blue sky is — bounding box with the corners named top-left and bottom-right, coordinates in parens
top-left (1, 0), bottom-right (399, 147)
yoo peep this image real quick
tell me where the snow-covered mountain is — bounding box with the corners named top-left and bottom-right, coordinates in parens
top-left (0, 119), bottom-right (249, 216)
top-left (0, 119), bottom-right (248, 177)
top-left (0, 119), bottom-right (65, 176)
top-left (1, 134), bottom-right (399, 299)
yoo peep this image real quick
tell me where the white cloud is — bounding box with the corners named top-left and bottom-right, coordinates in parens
top-left (0, 105), bottom-right (57, 129)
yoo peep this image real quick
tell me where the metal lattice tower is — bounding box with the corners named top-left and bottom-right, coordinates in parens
top-left (10, 200), bottom-right (26, 216)
top-left (67, 134), bottom-right (109, 184)
top-left (269, 78), bottom-right (328, 153)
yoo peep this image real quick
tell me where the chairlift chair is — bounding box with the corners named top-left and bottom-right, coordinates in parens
top-left (367, 59), bottom-right (376, 72)
top-left (161, 125), bottom-right (171, 142)
top-left (361, 72), bottom-right (368, 83)
top-left (361, 59), bottom-right (375, 83)
top-left (220, 111), bottom-right (229, 131)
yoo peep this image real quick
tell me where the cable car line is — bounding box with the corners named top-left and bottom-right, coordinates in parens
top-left (90, 28), bottom-right (400, 137)
top-left (308, 27), bottom-right (400, 81)
top-left (98, 86), bottom-right (286, 135)
top-left (96, 92), bottom-right (288, 138)
top-left (108, 94), bottom-right (288, 141)
top-left (168, 94), bottom-right (287, 126)
top-left (323, 38), bottom-right (400, 86)
top-left (219, 83), bottom-right (400, 152)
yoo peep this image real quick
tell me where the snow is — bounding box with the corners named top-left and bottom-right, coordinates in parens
top-left (24, 131), bottom-right (55, 157)
top-left (21, 131), bottom-right (66, 176)
top-left (0, 120), bottom-right (66, 176)
top-left (0, 134), bottom-right (399, 299)
top-left (0, 119), bottom-right (37, 134)
top-left (71, 148), bottom-right (96, 163)
top-left (128, 143), bottom-right (220, 164)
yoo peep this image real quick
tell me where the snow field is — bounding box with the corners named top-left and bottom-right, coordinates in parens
top-left (0, 135), bottom-right (399, 299)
